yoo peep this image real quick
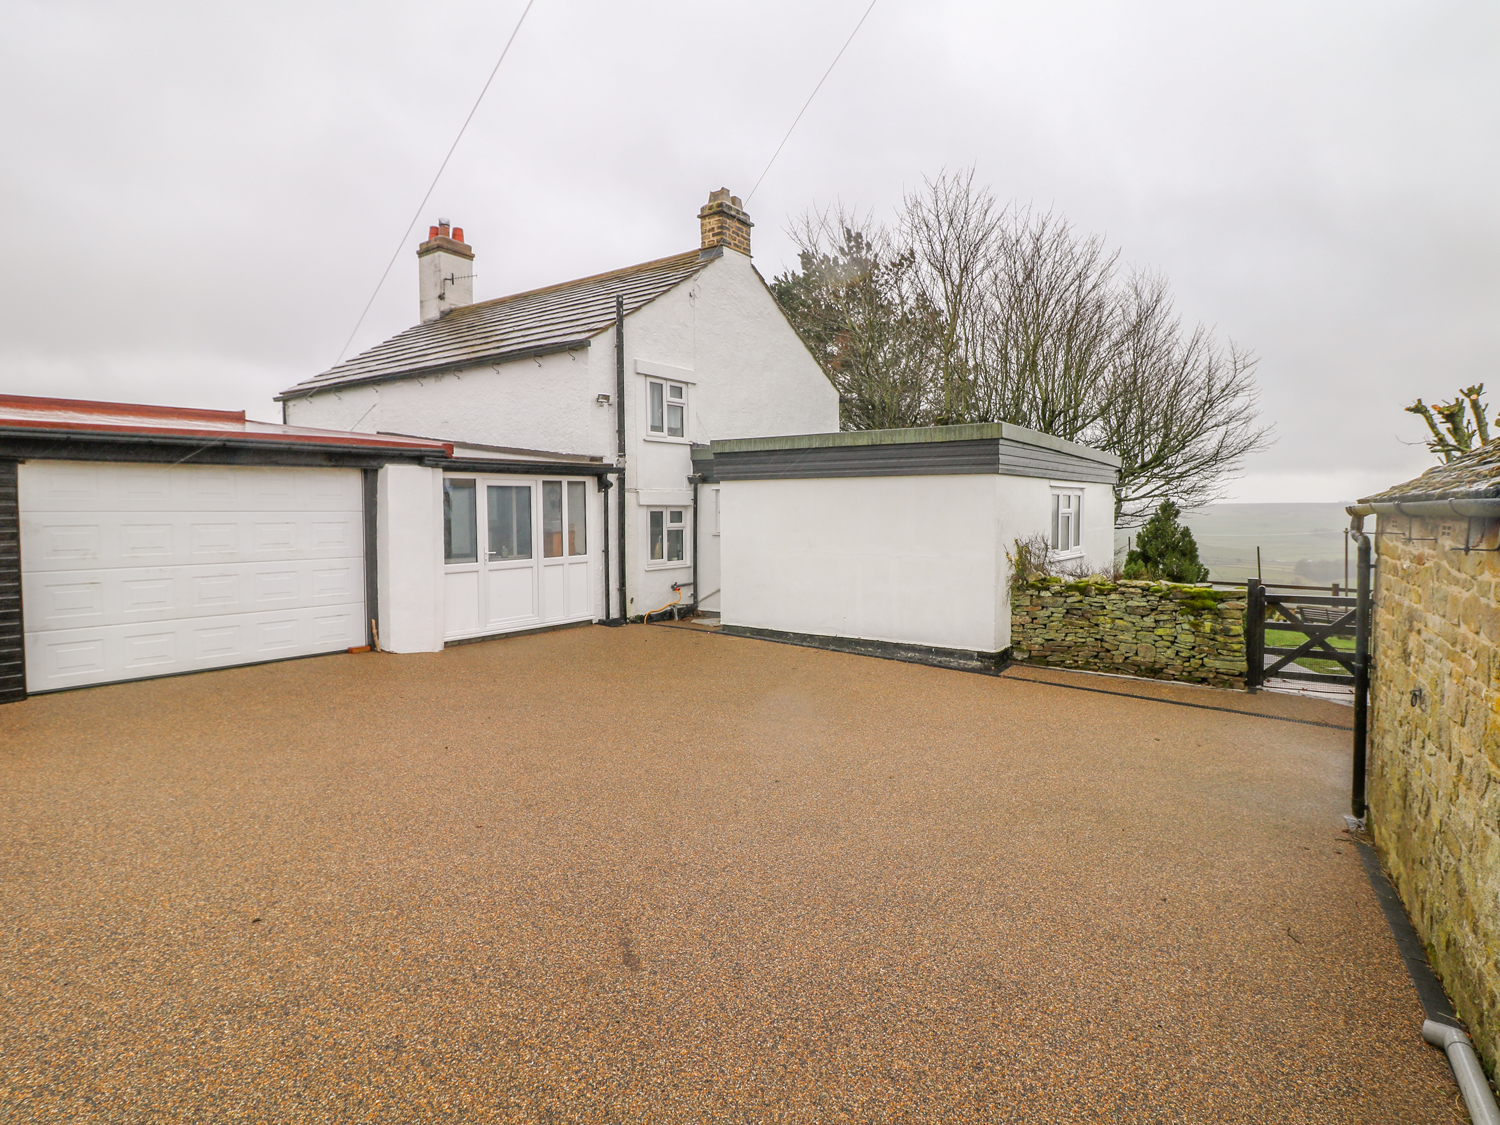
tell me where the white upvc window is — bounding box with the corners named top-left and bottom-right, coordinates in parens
top-left (647, 379), bottom-right (687, 438)
top-left (646, 507), bottom-right (689, 567)
top-left (1051, 490), bottom-right (1083, 554)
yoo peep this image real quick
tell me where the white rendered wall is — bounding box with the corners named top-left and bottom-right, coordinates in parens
top-left (720, 472), bottom-right (1116, 654)
top-left (619, 249), bottom-right (838, 616)
top-left (988, 475), bottom-right (1116, 651)
top-left (720, 475), bottom-right (1006, 653)
top-left (376, 463), bottom-right (445, 653)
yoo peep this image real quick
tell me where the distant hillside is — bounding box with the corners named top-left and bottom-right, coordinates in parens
top-left (1117, 503), bottom-right (1357, 587)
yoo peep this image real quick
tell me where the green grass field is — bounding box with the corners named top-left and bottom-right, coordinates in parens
top-left (1264, 626), bottom-right (1354, 675)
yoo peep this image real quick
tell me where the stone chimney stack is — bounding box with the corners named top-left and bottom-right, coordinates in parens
top-left (698, 189), bottom-right (753, 256)
top-left (417, 219), bottom-right (474, 323)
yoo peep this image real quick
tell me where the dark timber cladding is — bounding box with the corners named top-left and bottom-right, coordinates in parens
top-left (0, 460), bottom-right (23, 702)
top-left (706, 422), bottom-right (1120, 483)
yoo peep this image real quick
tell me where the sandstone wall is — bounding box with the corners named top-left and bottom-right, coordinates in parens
top-left (1368, 513), bottom-right (1500, 1076)
top-left (1009, 578), bottom-right (1246, 688)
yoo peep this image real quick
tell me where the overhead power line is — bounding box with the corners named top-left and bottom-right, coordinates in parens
top-left (745, 0), bottom-right (879, 205)
top-left (335, 0), bottom-right (539, 365)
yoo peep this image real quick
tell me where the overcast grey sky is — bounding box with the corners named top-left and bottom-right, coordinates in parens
top-left (2, 0), bottom-right (1495, 502)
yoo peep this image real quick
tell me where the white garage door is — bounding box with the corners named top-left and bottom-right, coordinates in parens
top-left (20, 461), bottom-right (366, 692)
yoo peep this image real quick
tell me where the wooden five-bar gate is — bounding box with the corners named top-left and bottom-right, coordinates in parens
top-left (1241, 533), bottom-right (1375, 817)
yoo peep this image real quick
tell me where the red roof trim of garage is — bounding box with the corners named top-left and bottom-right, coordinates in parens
top-left (0, 394), bottom-right (453, 455)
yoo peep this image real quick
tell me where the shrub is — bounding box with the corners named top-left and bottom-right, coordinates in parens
top-left (1123, 500), bottom-right (1210, 583)
top-left (1009, 532), bottom-right (1120, 586)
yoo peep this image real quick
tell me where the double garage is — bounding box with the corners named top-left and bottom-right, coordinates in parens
top-left (0, 396), bottom-right (456, 703)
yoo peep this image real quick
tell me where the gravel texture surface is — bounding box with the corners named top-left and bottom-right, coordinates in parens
top-left (0, 624), bottom-right (1464, 1123)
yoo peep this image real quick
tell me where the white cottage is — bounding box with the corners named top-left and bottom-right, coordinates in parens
top-left (0, 190), bottom-right (1123, 703)
top-left (278, 190), bottom-right (838, 651)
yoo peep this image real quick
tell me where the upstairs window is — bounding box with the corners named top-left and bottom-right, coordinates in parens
top-left (1051, 491), bottom-right (1082, 553)
top-left (647, 379), bottom-right (687, 438)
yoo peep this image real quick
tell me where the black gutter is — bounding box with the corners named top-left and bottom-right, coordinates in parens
top-left (0, 432), bottom-right (443, 469)
top-left (424, 456), bottom-right (616, 477)
top-left (273, 339), bottom-right (593, 401)
top-left (613, 295), bottom-right (627, 625)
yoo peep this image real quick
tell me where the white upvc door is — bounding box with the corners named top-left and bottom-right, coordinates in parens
top-left (443, 474), bottom-right (594, 641)
top-left (537, 479), bottom-right (593, 623)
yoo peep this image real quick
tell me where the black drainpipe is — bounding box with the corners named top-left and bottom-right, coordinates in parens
top-left (689, 473), bottom-right (701, 614)
top-left (614, 295), bottom-right (627, 624)
top-left (599, 475), bottom-right (612, 623)
top-left (1351, 529), bottom-right (1373, 819)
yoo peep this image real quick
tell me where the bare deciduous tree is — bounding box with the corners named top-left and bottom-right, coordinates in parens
top-left (771, 170), bottom-right (1273, 524)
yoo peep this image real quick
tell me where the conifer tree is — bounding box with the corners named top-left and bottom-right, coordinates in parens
top-left (1123, 500), bottom-right (1209, 583)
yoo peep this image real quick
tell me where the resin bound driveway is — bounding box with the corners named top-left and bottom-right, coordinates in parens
top-left (1, 624), bottom-right (1464, 1124)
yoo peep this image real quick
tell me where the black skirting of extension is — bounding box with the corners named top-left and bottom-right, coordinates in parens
top-left (717, 624), bottom-right (1010, 676)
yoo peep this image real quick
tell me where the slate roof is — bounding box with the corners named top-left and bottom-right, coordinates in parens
top-left (278, 249), bottom-right (712, 400)
top-left (1359, 438), bottom-right (1500, 503)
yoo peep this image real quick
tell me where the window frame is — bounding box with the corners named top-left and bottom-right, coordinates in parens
top-left (1049, 489), bottom-right (1084, 557)
top-left (443, 478), bottom-right (479, 564)
top-left (644, 506), bottom-right (691, 569)
top-left (643, 377), bottom-right (690, 443)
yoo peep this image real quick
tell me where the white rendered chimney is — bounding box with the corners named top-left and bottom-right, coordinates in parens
top-left (417, 219), bottom-right (474, 323)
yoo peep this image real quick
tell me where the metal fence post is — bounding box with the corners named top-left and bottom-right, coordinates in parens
top-left (1244, 578), bottom-right (1264, 691)
top-left (1352, 533), bottom-right (1373, 820)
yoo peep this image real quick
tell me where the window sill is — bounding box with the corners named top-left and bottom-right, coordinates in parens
top-left (642, 434), bottom-right (693, 446)
top-left (645, 561), bottom-right (692, 571)
top-left (1049, 549), bottom-right (1084, 561)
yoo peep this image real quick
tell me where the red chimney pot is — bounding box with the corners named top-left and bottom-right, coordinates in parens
top-left (452, 227), bottom-right (464, 243)
top-left (428, 225), bottom-right (439, 240)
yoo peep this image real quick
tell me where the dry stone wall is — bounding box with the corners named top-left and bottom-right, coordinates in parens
top-left (1367, 513), bottom-right (1500, 1076)
top-left (1009, 578), bottom-right (1246, 688)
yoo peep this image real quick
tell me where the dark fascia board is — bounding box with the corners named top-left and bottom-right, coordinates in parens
top-left (705, 435), bottom-right (1119, 485)
top-left (710, 422), bottom-right (1122, 469)
top-left (711, 440), bottom-right (1000, 481)
top-left (0, 430), bottom-right (439, 469)
top-left (428, 456), bottom-right (622, 477)
top-left (275, 339), bottom-right (593, 401)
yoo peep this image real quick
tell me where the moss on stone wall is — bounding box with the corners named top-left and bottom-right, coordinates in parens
top-left (1368, 514), bottom-right (1500, 1077)
top-left (1009, 578), bottom-right (1246, 688)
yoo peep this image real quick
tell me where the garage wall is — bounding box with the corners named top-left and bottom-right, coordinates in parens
top-left (0, 461), bottom-right (23, 702)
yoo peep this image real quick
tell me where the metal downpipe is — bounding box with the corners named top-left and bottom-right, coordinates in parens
top-left (614, 295), bottom-right (627, 624)
top-left (1422, 1022), bottom-right (1500, 1125)
top-left (1351, 529), bottom-right (1371, 819)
